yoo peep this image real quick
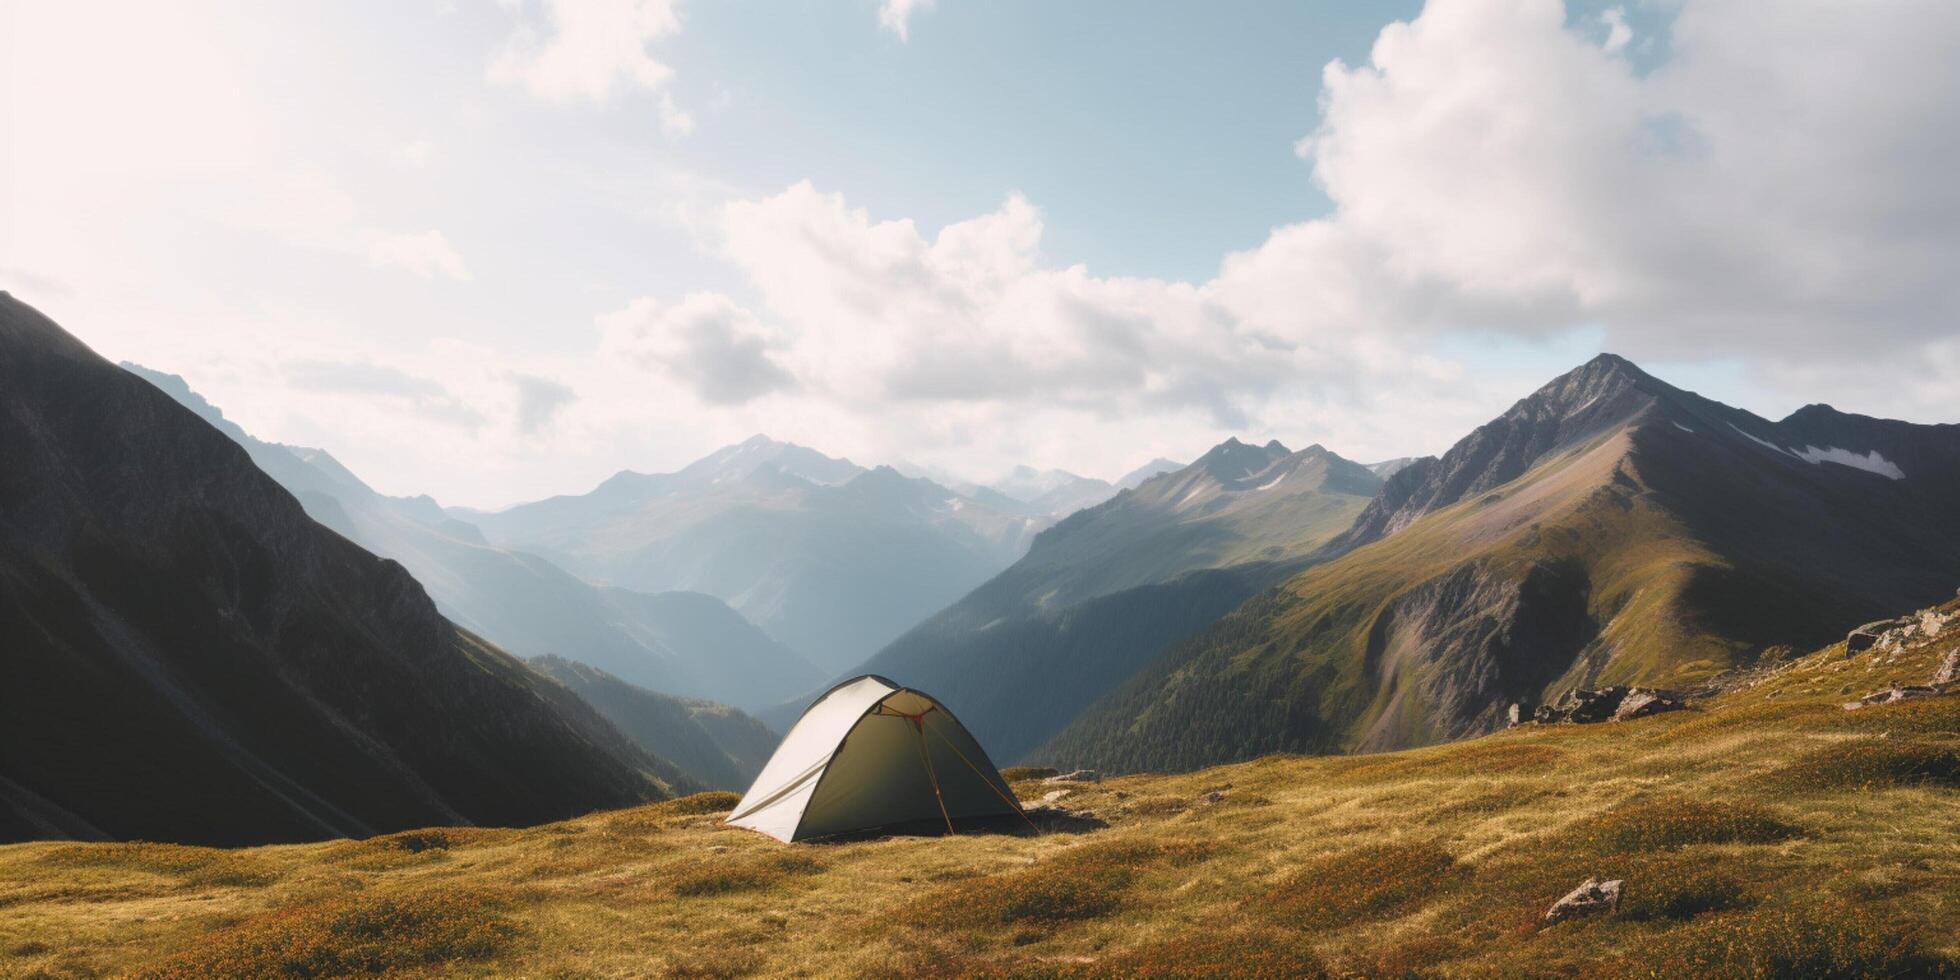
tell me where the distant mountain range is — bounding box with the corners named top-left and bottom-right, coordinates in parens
top-left (123, 366), bottom-right (821, 717)
top-left (0, 293), bottom-right (686, 845)
top-left (1041, 354), bottom-right (1960, 772)
top-left (827, 438), bottom-right (1383, 760)
top-left (466, 438), bottom-right (1062, 673)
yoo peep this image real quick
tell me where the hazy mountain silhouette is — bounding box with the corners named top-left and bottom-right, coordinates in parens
top-left (122, 366), bottom-right (821, 716)
top-left (469, 442), bottom-right (1049, 673)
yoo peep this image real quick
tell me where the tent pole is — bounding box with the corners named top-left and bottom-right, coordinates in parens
top-left (914, 720), bottom-right (956, 836)
top-left (924, 723), bottom-right (1044, 836)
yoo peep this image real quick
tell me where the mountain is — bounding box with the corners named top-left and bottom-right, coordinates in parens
top-left (529, 656), bottom-right (777, 792)
top-left (0, 293), bottom-right (686, 846)
top-left (1364, 456), bottom-right (1421, 479)
top-left (1115, 457), bottom-right (1185, 490)
top-left (470, 446), bottom-right (1047, 673)
top-left (123, 366), bottom-right (823, 714)
top-left (834, 439), bottom-right (1383, 760)
top-left (986, 466), bottom-right (1118, 517)
top-left (1042, 353), bottom-right (1960, 772)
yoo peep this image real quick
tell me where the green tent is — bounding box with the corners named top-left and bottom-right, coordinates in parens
top-left (726, 675), bottom-right (1023, 841)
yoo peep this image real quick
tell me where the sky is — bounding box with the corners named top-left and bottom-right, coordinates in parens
top-left (4, 0), bottom-right (1959, 508)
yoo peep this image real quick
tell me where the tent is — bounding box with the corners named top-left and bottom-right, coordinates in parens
top-left (726, 675), bottom-right (1026, 842)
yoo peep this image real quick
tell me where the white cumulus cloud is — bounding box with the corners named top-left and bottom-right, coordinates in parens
top-left (878, 0), bottom-right (936, 41)
top-left (368, 230), bottom-right (472, 281)
top-left (491, 0), bottom-right (685, 104)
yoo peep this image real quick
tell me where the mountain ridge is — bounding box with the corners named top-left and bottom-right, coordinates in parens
top-left (0, 293), bottom-right (684, 845)
top-left (1040, 353), bottom-right (1960, 772)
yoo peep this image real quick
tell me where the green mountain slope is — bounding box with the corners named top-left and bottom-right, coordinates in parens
top-left (840, 441), bottom-right (1382, 761)
top-left (529, 656), bottom-right (778, 791)
top-left (0, 293), bottom-right (686, 846)
top-left (122, 366), bottom-right (822, 714)
top-left (1042, 354), bottom-right (1960, 772)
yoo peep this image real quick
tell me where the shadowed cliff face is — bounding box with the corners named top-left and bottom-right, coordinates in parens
top-left (1043, 354), bottom-right (1960, 773)
top-left (0, 293), bottom-right (681, 846)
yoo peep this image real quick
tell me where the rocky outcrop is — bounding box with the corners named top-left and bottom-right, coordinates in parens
top-left (1044, 769), bottom-right (1103, 784)
top-left (1359, 559), bottom-right (1599, 749)
top-left (1544, 878), bottom-right (1622, 925)
top-left (1847, 617), bottom-right (1914, 654)
top-left (1531, 686), bottom-right (1686, 725)
top-left (1842, 685), bottom-right (1953, 710)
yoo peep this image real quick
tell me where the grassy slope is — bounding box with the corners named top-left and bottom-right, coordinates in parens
top-left (5, 601), bottom-right (1954, 978)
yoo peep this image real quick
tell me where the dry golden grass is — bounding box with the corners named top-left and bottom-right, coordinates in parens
top-left (2, 606), bottom-right (1956, 978)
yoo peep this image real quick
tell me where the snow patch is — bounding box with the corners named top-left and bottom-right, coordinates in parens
top-left (1794, 445), bottom-right (1905, 480)
top-left (1728, 424), bottom-right (1906, 479)
top-left (1729, 423), bottom-right (1794, 457)
top-left (1178, 484), bottom-right (1208, 505)
top-left (1252, 472), bottom-right (1287, 492)
top-left (1672, 422), bottom-right (1695, 434)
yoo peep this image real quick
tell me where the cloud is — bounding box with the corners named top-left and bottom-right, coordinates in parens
top-left (284, 358), bottom-right (486, 427)
top-left (600, 292), bottom-right (796, 404)
top-left (510, 373), bottom-right (578, 433)
top-left (1296, 0), bottom-right (1960, 358)
top-left (491, 0), bottom-right (685, 104)
top-left (625, 0), bottom-right (1960, 481)
top-left (367, 230), bottom-right (472, 281)
top-left (1599, 7), bottom-right (1631, 54)
top-left (878, 0), bottom-right (935, 41)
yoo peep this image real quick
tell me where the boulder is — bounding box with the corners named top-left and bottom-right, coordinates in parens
top-left (1919, 610), bottom-right (1950, 640)
top-left (1043, 769), bottom-right (1102, 784)
top-left (1612, 689), bottom-right (1687, 721)
top-left (1846, 617), bottom-right (1913, 654)
top-left (1544, 877), bottom-right (1622, 925)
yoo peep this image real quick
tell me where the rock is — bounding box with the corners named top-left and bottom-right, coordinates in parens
top-left (1919, 610), bottom-right (1949, 640)
top-left (1612, 689), bottom-right (1687, 721)
top-left (1544, 877), bottom-right (1622, 925)
top-left (1044, 769), bottom-right (1102, 784)
top-left (1030, 789), bottom-right (1072, 807)
top-left (1842, 685), bottom-right (1949, 710)
top-left (1197, 790), bottom-right (1227, 806)
top-left (1537, 687), bottom-right (1630, 724)
top-left (1847, 617), bottom-right (1913, 654)
top-left (1936, 648), bottom-right (1959, 687)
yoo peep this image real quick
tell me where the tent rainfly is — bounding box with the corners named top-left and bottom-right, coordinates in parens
top-left (726, 675), bottom-right (1026, 842)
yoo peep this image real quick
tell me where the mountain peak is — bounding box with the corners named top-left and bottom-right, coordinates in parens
top-left (1194, 436), bottom-right (1292, 483)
